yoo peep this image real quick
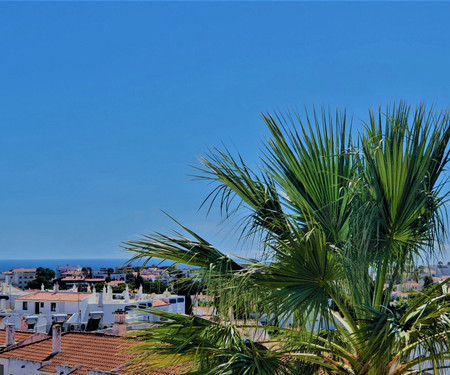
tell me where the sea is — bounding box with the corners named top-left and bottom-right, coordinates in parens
top-left (0, 258), bottom-right (175, 273)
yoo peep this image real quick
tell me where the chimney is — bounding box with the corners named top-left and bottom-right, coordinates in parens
top-left (5, 323), bottom-right (15, 346)
top-left (20, 317), bottom-right (28, 331)
top-left (98, 290), bottom-right (103, 307)
top-left (52, 324), bottom-right (62, 354)
top-left (112, 309), bottom-right (127, 335)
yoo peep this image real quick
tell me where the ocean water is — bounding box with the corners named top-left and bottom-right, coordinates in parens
top-left (0, 258), bottom-right (174, 273)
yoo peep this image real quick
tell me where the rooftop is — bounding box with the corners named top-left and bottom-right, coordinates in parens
top-left (15, 291), bottom-right (91, 302)
top-left (0, 329), bottom-right (36, 346)
top-left (0, 332), bottom-right (130, 374)
top-left (152, 300), bottom-right (170, 308)
top-left (11, 268), bottom-right (36, 273)
top-left (0, 331), bottom-right (186, 374)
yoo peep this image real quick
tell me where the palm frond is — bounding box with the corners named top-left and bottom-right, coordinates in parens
top-left (194, 146), bottom-right (290, 240)
top-left (123, 214), bottom-right (242, 272)
top-left (262, 108), bottom-right (357, 245)
top-left (127, 309), bottom-right (288, 375)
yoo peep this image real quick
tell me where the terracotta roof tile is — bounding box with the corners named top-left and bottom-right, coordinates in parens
top-left (61, 277), bottom-right (85, 281)
top-left (15, 292), bottom-right (91, 302)
top-left (152, 300), bottom-right (170, 307)
top-left (110, 280), bottom-right (125, 285)
top-left (0, 332), bottom-right (131, 373)
top-left (0, 329), bottom-right (36, 346)
top-left (11, 268), bottom-right (36, 273)
top-left (0, 331), bottom-right (188, 375)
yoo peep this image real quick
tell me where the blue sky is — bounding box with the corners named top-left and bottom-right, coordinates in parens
top-left (1, 2), bottom-right (450, 260)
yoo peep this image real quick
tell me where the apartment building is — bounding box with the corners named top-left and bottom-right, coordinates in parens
top-left (0, 269), bottom-right (37, 289)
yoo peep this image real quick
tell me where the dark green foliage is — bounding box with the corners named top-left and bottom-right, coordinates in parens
top-left (26, 267), bottom-right (55, 289)
top-left (134, 273), bottom-right (144, 289)
top-left (142, 279), bottom-right (166, 294)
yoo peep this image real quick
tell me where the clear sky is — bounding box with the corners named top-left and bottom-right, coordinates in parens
top-left (1, 2), bottom-right (450, 260)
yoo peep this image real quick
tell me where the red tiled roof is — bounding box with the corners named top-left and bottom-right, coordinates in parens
top-left (152, 300), bottom-right (170, 307)
top-left (0, 331), bottom-right (187, 374)
top-left (11, 268), bottom-right (36, 273)
top-left (0, 329), bottom-right (36, 346)
top-left (15, 292), bottom-right (91, 302)
top-left (0, 332), bottom-right (131, 374)
top-left (61, 277), bottom-right (85, 281)
top-left (110, 280), bottom-right (125, 285)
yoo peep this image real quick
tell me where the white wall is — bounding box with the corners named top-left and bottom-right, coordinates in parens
top-left (0, 358), bottom-right (9, 375)
top-left (8, 358), bottom-right (42, 375)
top-left (14, 299), bottom-right (86, 315)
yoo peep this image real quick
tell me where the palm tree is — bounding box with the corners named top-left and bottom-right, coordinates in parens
top-left (125, 103), bottom-right (450, 375)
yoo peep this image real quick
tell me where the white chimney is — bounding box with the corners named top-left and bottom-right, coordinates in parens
top-left (6, 323), bottom-right (15, 346)
top-left (52, 324), bottom-right (62, 354)
top-left (98, 290), bottom-right (103, 307)
top-left (112, 309), bottom-right (127, 335)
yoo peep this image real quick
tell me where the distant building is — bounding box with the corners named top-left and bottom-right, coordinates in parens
top-left (0, 269), bottom-right (37, 289)
top-left (58, 276), bottom-right (105, 288)
top-left (56, 265), bottom-right (82, 279)
top-left (115, 264), bottom-right (134, 274)
top-left (91, 268), bottom-right (126, 281)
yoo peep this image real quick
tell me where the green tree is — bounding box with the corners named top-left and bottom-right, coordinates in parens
top-left (125, 272), bottom-right (135, 284)
top-left (134, 273), bottom-right (144, 289)
top-left (142, 279), bottom-right (166, 294)
top-left (26, 267), bottom-right (55, 289)
top-left (125, 104), bottom-right (450, 375)
top-left (81, 267), bottom-right (91, 278)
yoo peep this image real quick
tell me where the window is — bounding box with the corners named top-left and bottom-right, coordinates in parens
top-left (51, 303), bottom-right (56, 312)
top-left (23, 302), bottom-right (28, 310)
top-left (40, 302), bottom-right (44, 308)
top-left (169, 298), bottom-right (177, 304)
top-left (177, 297), bottom-right (184, 303)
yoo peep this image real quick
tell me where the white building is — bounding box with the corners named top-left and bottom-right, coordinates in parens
top-left (0, 280), bottom-right (35, 311)
top-left (91, 268), bottom-right (126, 281)
top-left (1, 285), bottom-right (185, 334)
top-left (56, 265), bottom-right (81, 279)
top-left (0, 269), bottom-right (37, 289)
